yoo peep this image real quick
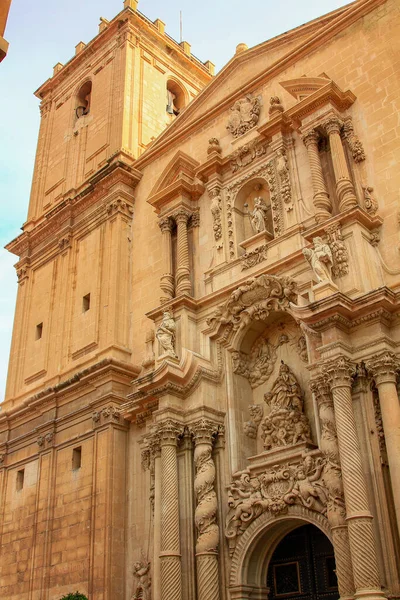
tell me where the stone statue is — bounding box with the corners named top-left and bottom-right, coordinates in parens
top-left (303, 237), bottom-right (333, 283)
top-left (250, 197), bottom-right (269, 233)
top-left (131, 559), bottom-right (151, 600)
top-left (166, 89), bottom-right (179, 115)
top-left (156, 311), bottom-right (177, 357)
top-left (260, 362), bottom-right (312, 451)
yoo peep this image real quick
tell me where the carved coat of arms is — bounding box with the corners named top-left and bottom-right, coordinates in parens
top-left (226, 94), bottom-right (261, 138)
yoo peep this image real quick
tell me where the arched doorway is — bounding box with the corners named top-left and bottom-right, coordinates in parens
top-left (267, 524), bottom-right (338, 600)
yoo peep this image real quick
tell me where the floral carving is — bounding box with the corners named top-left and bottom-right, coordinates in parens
top-left (260, 362), bottom-right (311, 450)
top-left (276, 148), bottom-right (292, 208)
top-left (209, 188), bottom-right (223, 244)
top-left (241, 244), bottom-right (268, 270)
top-left (226, 94), bottom-right (261, 138)
top-left (324, 224), bottom-right (349, 278)
top-left (225, 453), bottom-right (327, 554)
top-left (363, 186), bottom-right (378, 216)
top-left (131, 558), bottom-right (151, 600)
top-left (229, 140), bottom-right (267, 173)
top-left (342, 117), bottom-right (366, 163)
top-left (207, 274), bottom-right (297, 332)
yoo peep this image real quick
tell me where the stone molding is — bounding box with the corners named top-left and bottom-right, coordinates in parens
top-left (365, 351), bottom-right (398, 385)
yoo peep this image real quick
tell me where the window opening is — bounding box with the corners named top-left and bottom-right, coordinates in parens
top-left (166, 80), bottom-right (186, 116)
top-left (16, 469), bottom-right (25, 491)
top-left (36, 323), bottom-right (43, 340)
top-left (72, 447), bottom-right (82, 470)
top-left (75, 81), bottom-right (92, 119)
top-left (82, 293), bottom-right (91, 312)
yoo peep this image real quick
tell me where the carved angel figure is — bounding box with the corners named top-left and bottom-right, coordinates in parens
top-left (132, 559), bottom-right (151, 600)
top-left (303, 237), bottom-right (333, 283)
top-left (156, 311), bottom-right (177, 357)
top-left (284, 455), bottom-right (327, 514)
top-left (251, 197), bottom-right (269, 233)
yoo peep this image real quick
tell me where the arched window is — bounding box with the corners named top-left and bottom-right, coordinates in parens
top-left (75, 81), bottom-right (92, 119)
top-left (166, 79), bottom-right (186, 116)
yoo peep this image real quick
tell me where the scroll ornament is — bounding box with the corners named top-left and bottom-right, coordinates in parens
top-left (207, 274), bottom-right (297, 333)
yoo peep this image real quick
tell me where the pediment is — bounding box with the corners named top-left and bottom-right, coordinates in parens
top-left (279, 74), bottom-right (331, 101)
top-left (148, 150), bottom-right (203, 212)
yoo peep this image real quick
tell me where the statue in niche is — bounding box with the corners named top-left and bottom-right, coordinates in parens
top-left (260, 362), bottom-right (312, 451)
top-left (131, 558), bottom-right (151, 600)
top-left (156, 311), bottom-right (177, 358)
top-left (250, 197), bottom-right (269, 234)
top-left (303, 237), bottom-right (333, 283)
top-left (166, 89), bottom-right (179, 115)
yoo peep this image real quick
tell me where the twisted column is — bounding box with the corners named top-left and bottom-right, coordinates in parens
top-left (311, 377), bottom-right (354, 600)
top-left (174, 208), bottom-right (192, 296)
top-left (158, 217), bottom-right (175, 303)
top-left (325, 358), bottom-right (385, 600)
top-left (302, 129), bottom-right (332, 223)
top-left (324, 117), bottom-right (357, 212)
top-left (190, 419), bottom-right (221, 600)
top-left (158, 420), bottom-right (184, 600)
top-left (366, 352), bottom-right (400, 534)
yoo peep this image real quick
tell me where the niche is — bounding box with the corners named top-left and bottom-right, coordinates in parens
top-left (75, 81), bottom-right (92, 119)
top-left (234, 178), bottom-right (274, 255)
top-left (166, 79), bottom-right (186, 116)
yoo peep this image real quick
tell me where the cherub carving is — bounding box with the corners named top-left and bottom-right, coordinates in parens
top-left (132, 559), bottom-right (151, 600)
top-left (303, 237), bottom-right (333, 283)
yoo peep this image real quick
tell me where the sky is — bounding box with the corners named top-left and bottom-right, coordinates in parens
top-left (0, 0), bottom-right (351, 402)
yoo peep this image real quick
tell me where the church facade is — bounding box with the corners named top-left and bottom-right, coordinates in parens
top-left (1, 0), bottom-right (400, 599)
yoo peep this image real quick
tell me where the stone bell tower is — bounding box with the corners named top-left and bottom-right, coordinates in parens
top-left (0, 2), bottom-right (212, 599)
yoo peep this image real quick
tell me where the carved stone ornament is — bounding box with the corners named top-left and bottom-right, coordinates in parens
top-left (269, 96), bottom-right (284, 117)
top-left (260, 362), bottom-right (312, 451)
top-left (131, 558), bottom-right (151, 600)
top-left (207, 137), bottom-right (221, 155)
top-left (37, 432), bottom-right (54, 448)
top-left (244, 404), bottom-right (264, 438)
top-left (363, 186), bottom-right (378, 216)
top-left (241, 244), bottom-right (268, 271)
top-left (156, 311), bottom-right (177, 358)
top-left (276, 147), bottom-right (292, 207)
top-left (303, 237), bottom-right (334, 283)
top-left (106, 198), bottom-right (134, 216)
top-left (229, 140), bottom-right (268, 173)
top-left (250, 197), bottom-right (270, 234)
top-left (324, 224), bottom-right (349, 278)
top-left (225, 453), bottom-right (328, 554)
top-left (207, 274), bottom-right (297, 333)
top-left (226, 94), bottom-right (261, 138)
top-left (342, 117), bottom-right (366, 163)
top-left (209, 187), bottom-right (223, 243)
top-left (232, 334), bottom-right (277, 388)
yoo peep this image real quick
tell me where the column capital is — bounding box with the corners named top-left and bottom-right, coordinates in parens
top-left (324, 356), bottom-right (355, 389)
top-left (310, 375), bottom-right (333, 407)
top-left (323, 115), bottom-right (343, 135)
top-left (189, 418), bottom-right (222, 446)
top-left (302, 128), bottom-right (320, 147)
top-left (366, 351), bottom-right (398, 385)
top-left (173, 207), bottom-right (192, 224)
top-left (156, 419), bottom-right (184, 446)
top-left (158, 216), bottom-right (173, 233)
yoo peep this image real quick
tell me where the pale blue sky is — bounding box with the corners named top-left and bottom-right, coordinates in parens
top-left (0, 0), bottom-right (350, 401)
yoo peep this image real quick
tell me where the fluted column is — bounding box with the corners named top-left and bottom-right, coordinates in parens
top-left (190, 419), bottom-right (221, 600)
top-left (311, 377), bottom-right (355, 600)
top-left (366, 352), bottom-right (400, 534)
top-left (158, 217), bottom-right (175, 303)
top-left (174, 208), bottom-right (192, 296)
top-left (325, 358), bottom-right (385, 600)
top-left (324, 117), bottom-right (357, 212)
top-left (302, 129), bottom-right (332, 223)
top-left (158, 420), bottom-right (184, 600)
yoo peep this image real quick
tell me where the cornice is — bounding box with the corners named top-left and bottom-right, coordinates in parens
top-left (133, 0), bottom-right (387, 171)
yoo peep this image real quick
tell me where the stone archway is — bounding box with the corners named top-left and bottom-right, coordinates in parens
top-left (229, 506), bottom-right (333, 600)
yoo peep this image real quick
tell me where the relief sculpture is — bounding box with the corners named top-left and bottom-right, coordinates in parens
top-left (226, 94), bottom-right (261, 138)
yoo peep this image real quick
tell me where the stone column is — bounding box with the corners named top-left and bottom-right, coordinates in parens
top-left (311, 377), bottom-right (355, 600)
top-left (302, 129), bottom-right (332, 223)
top-left (324, 117), bottom-right (357, 213)
top-left (174, 208), bottom-right (192, 296)
top-left (158, 420), bottom-right (183, 600)
top-left (325, 357), bottom-right (385, 600)
top-left (158, 217), bottom-right (174, 303)
top-left (366, 352), bottom-right (400, 534)
top-left (190, 419), bottom-right (221, 600)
